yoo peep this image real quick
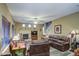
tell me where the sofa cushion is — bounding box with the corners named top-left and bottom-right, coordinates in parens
top-left (49, 35), bottom-right (69, 42)
top-left (50, 39), bottom-right (64, 44)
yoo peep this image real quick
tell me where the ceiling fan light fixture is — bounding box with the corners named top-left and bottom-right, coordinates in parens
top-left (28, 24), bottom-right (31, 28)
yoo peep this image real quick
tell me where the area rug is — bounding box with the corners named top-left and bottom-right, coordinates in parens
top-left (50, 47), bottom-right (73, 56)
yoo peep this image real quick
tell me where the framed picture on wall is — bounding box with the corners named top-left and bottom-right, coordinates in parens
top-left (54, 25), bottom-right (62, 34)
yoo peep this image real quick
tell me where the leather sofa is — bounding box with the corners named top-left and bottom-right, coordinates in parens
top-left (49, 35), bottom-right (70, 52)
top-left (27, 40), bottom-right (50, 56)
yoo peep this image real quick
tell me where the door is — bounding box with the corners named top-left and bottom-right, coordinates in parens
top-left (31, 31), bottom-right (38, 40)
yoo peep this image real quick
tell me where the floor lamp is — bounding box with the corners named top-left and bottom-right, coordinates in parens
top-left (68, 30), bottom-right (76, 51)
top-left (68, 30), bottom-right (79, 51)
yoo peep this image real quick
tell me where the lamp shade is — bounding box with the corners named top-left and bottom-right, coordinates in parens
top-left (71, 30), bottom-right (76, 34)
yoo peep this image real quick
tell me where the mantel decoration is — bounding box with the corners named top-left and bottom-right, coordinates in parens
top-left (54, 25), bottom-right (62, 34)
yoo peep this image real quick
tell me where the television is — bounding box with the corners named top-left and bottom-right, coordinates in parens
top-left (23, 34), bottom-right (29, 39)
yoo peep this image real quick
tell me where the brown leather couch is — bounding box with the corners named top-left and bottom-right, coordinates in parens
top-left (27, 40), bottom-right (50, 56)
top-left (49, 35), bottom-right (70, 52)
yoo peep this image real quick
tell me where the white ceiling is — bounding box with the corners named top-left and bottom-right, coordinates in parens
top-left (7, 3), bottom-right (79, 24)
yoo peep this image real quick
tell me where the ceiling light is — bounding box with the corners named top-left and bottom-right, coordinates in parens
top-left (34, 25), bottom-right (36, 28)
top-left (22, 24), bottom-right (25, 27)
top-left (34, 21), bottom-right (38, 24)
top-left (28, 24), bottom-right (31, 28)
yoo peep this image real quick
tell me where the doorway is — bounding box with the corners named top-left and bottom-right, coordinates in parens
top-left (31, 31), bottom-right (38, 40)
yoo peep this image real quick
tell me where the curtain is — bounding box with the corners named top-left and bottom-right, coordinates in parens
top-left (2, 18), bottom-right (5, 47)
top-left (2, 16), bottom-right (10, 48)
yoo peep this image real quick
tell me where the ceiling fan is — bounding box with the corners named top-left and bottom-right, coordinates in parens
top-left (13, 14), bottom-right (54, 24)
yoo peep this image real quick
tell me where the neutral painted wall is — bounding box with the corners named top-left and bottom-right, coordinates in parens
top-left (0, 4), bottom-right (14, 50)
top-left (52, 12), bottom-right (79, 35)
top-left (0, 4), bottom-right (14, 38)
top-left (44, 12), bottom-right (79, 36)
top-left (15, 22), bottom-right (43, 40)
top-left (0, 14), bottom-right (2, 49)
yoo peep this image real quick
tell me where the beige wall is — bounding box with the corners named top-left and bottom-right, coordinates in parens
top-left (0, 14), bottom-right (2, 49)
top-left (44, 12), bottom-right (79, 36)
top-left (15, 22), bottom-right (43, 40)
top-left (0, 4), bottom-right (14, 50)
top-left (52, 12), bottom-right (79, 35)
top-left (0, 4), bottom-right (14, 37)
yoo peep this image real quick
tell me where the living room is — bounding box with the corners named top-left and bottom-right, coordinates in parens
top-left (0, 3), bottom-right (79, 56)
